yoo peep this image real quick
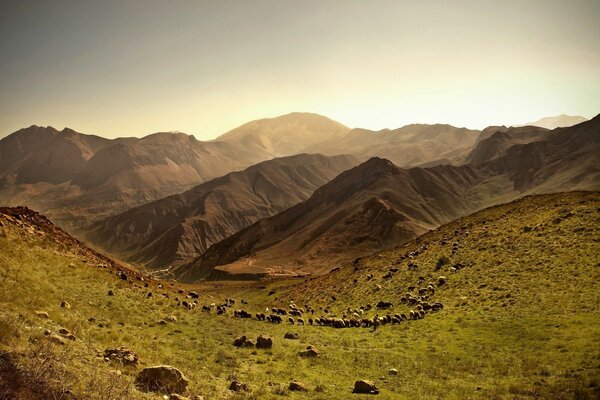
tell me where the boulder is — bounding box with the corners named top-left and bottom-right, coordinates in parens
top-left (233, 335), bottom-right (253, 348)
top-left (289, 381), bottom-right (307, 391)
top-left (353, 380), bottom-right (379, 394)
top-left (256, 334), bottom-right (272, 349)
top-left (298, 345), bottom-right (319, 357)
top-left (135, 365), bottom-right (188, 394)
top-left (284, 332), bottom-right (299, 340)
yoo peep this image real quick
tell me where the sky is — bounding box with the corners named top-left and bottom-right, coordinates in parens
top-left (1, 0), bottom-right (599, 140)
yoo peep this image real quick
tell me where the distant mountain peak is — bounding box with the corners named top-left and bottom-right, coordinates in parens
top-left (514, 114), bottom-right (588, 130)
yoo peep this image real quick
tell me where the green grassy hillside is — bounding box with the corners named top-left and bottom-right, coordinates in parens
top-left (0, 192), bottom-right (599, 399)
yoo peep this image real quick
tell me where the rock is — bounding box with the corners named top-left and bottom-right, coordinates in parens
top-left (60, 301), bottom-right (71, 309)
top-left (34, 310), bottom-right (49, 319)
top-left (158, 320), bottom-right (168, 325)
top-left (68, 263), bottom-right (75, 268)
top-left (108, 290), bottom-right (114, 296)
top-left (58, 328), bottom-right (70, 335)
top-left (46, 332), bottom-right (67, 345)
top-left (256, 334), bottom-right (273, 349)
top-left (284, 332), bottom-right (299, 340)
top-left (289, 381), bottom-right (307, 391)
top-left (298, 345), bottom-right (319, 357)
top-left (389, 368), bottom-right (398, 375)
top-left (104, 347), bottom-right (139, 366)
top-left (353, 380), bottom-right (379, 394)
top-left (437, 276), bottom-right (447, 286)
top-left (229, 380), bottom-right (249, 392)
top-left (242, 339), bottom-right (255, 348)
top-left (135, 365), bottom-right (188, 394)
top-left (165, 315), bottom-right (178, 323)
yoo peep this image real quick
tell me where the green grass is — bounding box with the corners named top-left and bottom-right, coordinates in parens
top-left (0, 191), bottom-right (599, 399)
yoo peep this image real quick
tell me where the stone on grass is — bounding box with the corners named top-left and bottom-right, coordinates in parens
top-left (353, 380), bottom-right (379, 394)
top-left (298, 345), bottom-right (319, 357)
top-left (104, 347), bottom-right (139, 366)
top-left (284, 332), bottom-right (299, 340)
top-left (289, 381), bottom-right (307, 391)
top-left (34, 310), bottom-right (49, 319)
top-left (135, 365), bottom-right (188, 394)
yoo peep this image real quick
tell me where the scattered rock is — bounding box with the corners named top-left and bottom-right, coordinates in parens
top-left (353, 380), bottom-right (379, 394)
top-left (135, 365), bottom-right (188, 394)
top-left (165, 315), bottom-right (178, 323)
top-left (108, 290), bottom-right (114, 296)
top-left (289, 381), bottom-right (307, 391)
top-left (389, 368), bottom-right (398, 375)
top-left (298, 345), bottom-right (319, 357)
top-left (242, 339), bottom-right (255, 348)
top-left (104, 347), bottom-right (139, 366)
top-left (46, 332), bottom-right (67, 345)
top-left (229, 380), bottom-right (250, 392)
top-left (256, 334), bottom-right (273, 349)
top-left (284, 332), bottom-right (299, 340)
top-left (34, 310), bottom-right (49, 319)
top-left (60, 301), bottom-right (71, 309)
top-left (158, 320), bottom-right (168, 325)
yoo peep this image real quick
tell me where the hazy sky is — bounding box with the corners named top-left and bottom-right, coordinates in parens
top-left (1, 0), bottom-right (599, 139)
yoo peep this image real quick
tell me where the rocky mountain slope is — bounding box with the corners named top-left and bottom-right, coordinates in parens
top-left (84, 154), bottom-right (359, 269)
top-left (173, 158), bottom-right (494, 281)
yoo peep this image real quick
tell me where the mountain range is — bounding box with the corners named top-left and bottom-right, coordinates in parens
top-left (172, 114), bottom-right (599, 281)
top-left (0, 112), bottom-right (598, 281)
top-left (84, 153), bottom-right (359, 269)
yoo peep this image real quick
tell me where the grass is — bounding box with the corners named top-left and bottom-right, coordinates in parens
top-left (0, 191), bottom-right (599, 399)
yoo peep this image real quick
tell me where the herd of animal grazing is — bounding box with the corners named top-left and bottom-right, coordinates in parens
top-left (172, 271), bottom-right (451, 331)
top-left (110, 237), bottom-right (465, 331)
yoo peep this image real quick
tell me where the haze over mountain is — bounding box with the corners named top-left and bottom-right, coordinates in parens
top-left (84, 153), bottom-right (359, 269)
top-left (217, 113), bottom-right (480, 167)
top-left (0, 126), bottom-right (266, 231)
top-left (173, 115), bottom-right (600, 281)
top-left (514, 114), bottom-right (588, 129)
top-left (304, 124), bottom-right (480, 167)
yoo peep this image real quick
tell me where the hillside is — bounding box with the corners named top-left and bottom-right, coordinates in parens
top-left (0, 127), bottom-right (266, 231)
top-left (0, 193), bottom-right (598, 399)
top-left (84, 154), bottom-right (359, 269)
top-left (174, 158), bottom-right (495, 281)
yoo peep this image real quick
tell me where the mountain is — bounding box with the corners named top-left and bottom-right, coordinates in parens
top-left (0, 127), bottom-right (267, 231)
top-left (215, 112), bottom-right (351, 157)
top-left (466, 125), bottom-right (551, 165)
top-left (173, 157), bottom-right (494, 281)
top-left (303, 124), bottom-right (480, 167)
top-left (514, 114), bottom-right (588, 129)
top-left (84, 153), bottom-right (359, 269)
top-left (173, 115), bottom-right (600, 281)
top-left (485, 113), bottom-right (600, 192)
